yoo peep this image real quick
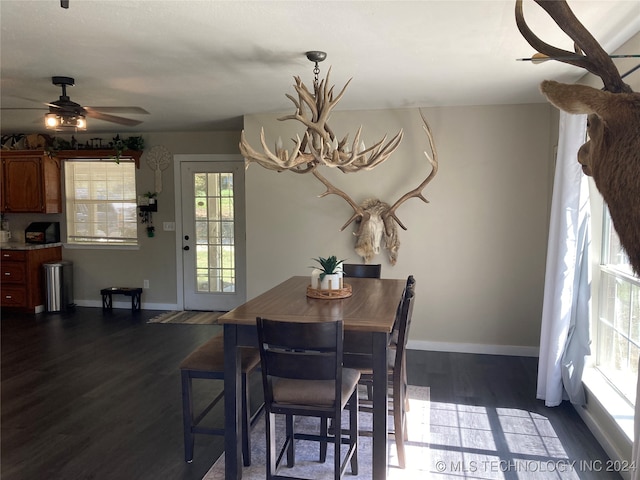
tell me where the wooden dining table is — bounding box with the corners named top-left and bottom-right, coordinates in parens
top-left (219, 275), bottom-right (406, 480)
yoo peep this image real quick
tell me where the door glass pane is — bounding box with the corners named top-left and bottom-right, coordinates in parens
top-left (193, 172), bottom-right (236, 293)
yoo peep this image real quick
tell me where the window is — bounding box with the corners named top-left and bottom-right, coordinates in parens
top-left (194, 172), bottom-right (235, 292)
top-left (64, 159), bottom-right (138, 245)
top-left (595, 207), bottom-right (639, 405)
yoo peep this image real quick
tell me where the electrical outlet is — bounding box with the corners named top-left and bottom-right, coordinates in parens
top-left (143, 279), bottom-right (149, 289)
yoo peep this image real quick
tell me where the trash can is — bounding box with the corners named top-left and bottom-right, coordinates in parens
top-left (43, 260), bottom-right (73, 312)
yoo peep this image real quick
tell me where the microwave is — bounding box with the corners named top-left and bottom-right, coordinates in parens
top-left (25, 222), bottom-right (60, 244)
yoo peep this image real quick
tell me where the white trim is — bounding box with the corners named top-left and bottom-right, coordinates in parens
top-left (63, 243), bottom-right (139, 250)
top-left (173, 154), bottom-right (184, 310)
top-left (572, 367), bottom-right (634, 480)
top-left (582, 368), bottom-right (634, 441)
top-left (172, 153), bottom-right (245, 312)
top-left (408, 339), bottom-right (540, 357)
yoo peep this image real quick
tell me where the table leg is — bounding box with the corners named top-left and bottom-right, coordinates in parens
top-left (372, 332), bottom-right (389, 480)
top-left (132, 292), bottom-right (141, 311)
top-left (224, 324), bottom-right (243, 480)
top-left (102, 293), bottom-right (112, 310)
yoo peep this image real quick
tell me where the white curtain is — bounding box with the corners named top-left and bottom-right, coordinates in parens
top-left (634, 372), bottom-right (640, 480)
top-left (537, 111), bottom-right (590, 407)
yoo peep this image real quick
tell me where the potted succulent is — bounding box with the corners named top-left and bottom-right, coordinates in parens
top-left (144, 191), bottom-right (158, 205)
top-left (310, 255), bottom-right (345, 290)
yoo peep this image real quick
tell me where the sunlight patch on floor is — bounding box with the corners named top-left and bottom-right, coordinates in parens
top-left (429, 401), bottom-right (580, 479)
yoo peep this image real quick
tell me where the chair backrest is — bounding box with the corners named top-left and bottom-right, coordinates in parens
top-left (393, 281), bottom-right (415, 371)
top-left (256, 318), bottom-right (344, 409)
top-left (342, 263), bottom-right (382, 279)
top-left (391, 275), bottom-right (415, 344)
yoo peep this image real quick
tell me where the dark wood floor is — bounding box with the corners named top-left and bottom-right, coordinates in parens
top-left (1, 307), bottom-right (619, 479)
top-left (409, 350), bottom-right (621, 479)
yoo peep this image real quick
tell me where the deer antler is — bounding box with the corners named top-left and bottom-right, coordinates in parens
top-left (239, 129), bottom-right (313, 172)
top-left (311, 167), bottom-right (367, 232)
top-left (383, 110), bottom-right (439, 232)
top-left (278, 69), bottom-right (350, 143)
top-left (240, 67), bottom-right (404, 174)
top-left (515, 0), bottom-right (631, 93)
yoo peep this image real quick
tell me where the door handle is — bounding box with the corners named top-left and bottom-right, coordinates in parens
top-left (183, 246), bottom-right (190, 251)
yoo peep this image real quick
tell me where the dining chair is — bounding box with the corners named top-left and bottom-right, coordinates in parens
top-left (391, 275), bottom-right (416, 347)
top-left (179, 332), bottom-right (262, 466)
top-left (342, 263), bottom-right (382, 279)
top-left (358, 278), bottom-right (416, 469)
top-left (256, 317), bottom-right (360, 480)
top-left (360, 274), bottom-right (415, 402)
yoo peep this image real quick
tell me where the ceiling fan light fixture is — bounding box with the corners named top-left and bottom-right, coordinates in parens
top-left (45, 112), bottom-right (87, 131)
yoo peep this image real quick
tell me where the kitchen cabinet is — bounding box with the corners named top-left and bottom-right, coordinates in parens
top-left (0, 151), bottom-right (62, 213)
top-left (1, 245), bottom-right (62, 312)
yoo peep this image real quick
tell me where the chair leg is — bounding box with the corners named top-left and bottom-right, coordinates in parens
top-left (320, 418), bottom-right (328, 462)
top-left (266, 412), bottom-right (276, 480)
top-left (180, 371), bottom-right (195, 463)
top-left (349, 391), bottom-right (359, 475)
top-left (402, 353), bottom-right (410, 412)
top-left (241, 373), bottom-right (251, 467)
top-left (286, 414), bottom-right (295, 467)
top-left (393, 372), bottom-right (406, 469)
top-left (334, 411), bottom-right (341, 479)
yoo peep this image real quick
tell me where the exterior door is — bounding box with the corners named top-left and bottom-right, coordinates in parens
top-left (180, 159), bottom-right (246, 311)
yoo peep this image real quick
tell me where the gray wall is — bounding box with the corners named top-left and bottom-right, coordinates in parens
top-left (4, 104), bottom-right (556, 353)
top-left (244, 104), bottom-right (555, 354)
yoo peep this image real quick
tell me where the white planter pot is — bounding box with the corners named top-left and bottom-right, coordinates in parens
top-left (311, 269), bottom-right (343, 290)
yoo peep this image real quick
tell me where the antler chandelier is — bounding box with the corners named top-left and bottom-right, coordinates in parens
top-left (240, 51), bottom-right (404, 174)
top-left (240, 51), bottom-right (438, 265)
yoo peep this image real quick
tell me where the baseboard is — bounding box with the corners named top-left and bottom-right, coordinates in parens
top-left (73, 299), bottom-right (178, 311)
top-left (573, 402), bottom-right (632, 480)
top-left (573, 369), bottom-right (634, 480)
top-left (408, 339), bottom-right (540, 357)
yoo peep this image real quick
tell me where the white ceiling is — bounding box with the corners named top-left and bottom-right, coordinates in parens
top-left (1, 0), bottom-right (639, 134)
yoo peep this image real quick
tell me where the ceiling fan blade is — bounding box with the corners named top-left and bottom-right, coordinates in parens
top-left (9, 95), bottom-right (48, 104)
top-left (85, 106), bottom-right (149, 115)
top-left (85, 109), bottom-right (143, 126)
top-left (0, 107), bottom-right (47, 111)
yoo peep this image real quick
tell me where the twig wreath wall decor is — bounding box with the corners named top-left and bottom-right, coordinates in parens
top-left (240, 51), bottom-right (438, 265)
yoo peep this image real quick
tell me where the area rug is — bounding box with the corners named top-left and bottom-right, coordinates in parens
top-left (146, 310), bottom-right (225, 325)
top-left (202, 385), bottom-right (430, 480)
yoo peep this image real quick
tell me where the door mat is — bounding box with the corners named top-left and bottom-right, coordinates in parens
top-left (146, 310), bottom-right (225, 325)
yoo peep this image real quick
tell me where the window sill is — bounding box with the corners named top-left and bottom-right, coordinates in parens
top-left (582, 366), bottom-right (634, 442)
top-left (63, 243), bottom-right (139, 251)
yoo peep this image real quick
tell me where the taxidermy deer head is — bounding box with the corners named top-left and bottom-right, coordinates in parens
top-left (239, 61), bottom-right (438, 265)
top-left (516, 0), bottom-right (640, 274)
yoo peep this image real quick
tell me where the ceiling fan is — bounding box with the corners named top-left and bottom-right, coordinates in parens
top-left (3, 76), bottom-right (149, 131)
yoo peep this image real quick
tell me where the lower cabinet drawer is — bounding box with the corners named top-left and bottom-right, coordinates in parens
top-left (1, 250), bottom-right (26, 262)
top-left (1, 262), bottom-right (26, 283)
top-left (1, 286), bottom-right (27, 307)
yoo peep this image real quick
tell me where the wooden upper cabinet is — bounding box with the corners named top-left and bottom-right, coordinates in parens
top-left (0, 151), bottom-right (62, 213)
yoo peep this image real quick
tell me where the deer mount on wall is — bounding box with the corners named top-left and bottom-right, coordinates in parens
top-left (239, 51), bottom-right (438, 265)
top-left (516, 0), bottom-right (640, 274)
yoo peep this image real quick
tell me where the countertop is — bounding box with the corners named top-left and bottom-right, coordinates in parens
top-left (0, 242), bottom-right (63, 251)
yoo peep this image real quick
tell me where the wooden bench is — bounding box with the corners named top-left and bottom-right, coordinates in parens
top-left (179, 333), bottom-right (263, 465)
top-left (100, 287), bottom-right (143, 311)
